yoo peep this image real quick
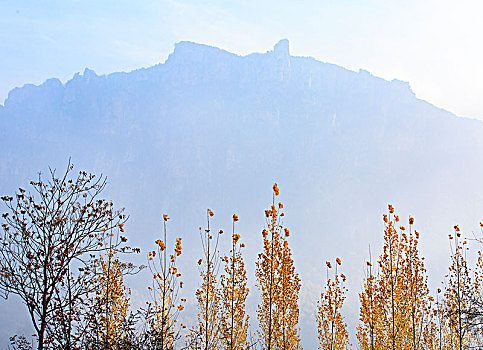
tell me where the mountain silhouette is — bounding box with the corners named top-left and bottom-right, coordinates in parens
top-left (2, 39), bottom-right (483, 347)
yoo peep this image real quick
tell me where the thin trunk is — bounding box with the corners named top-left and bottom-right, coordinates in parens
top-left (38, 294), bottom-right (49, 350)
top-left (205, 212), bottom-right (210, 350)
top-left (67, 265), bottom-right (73, 349)
top-left (38, 323), bottom-right (45, 350)
top-left (160, 219), bottom-right (167, 350)
top-left (456, 235), bottom-right (463, 350)
top-left (282, 246), bottom-right (286, 350)
top-left (370, 289), bottom-right (374, 350)
top-left (38, 241), bottom-right (52, 350)
top-left (267, 194), bottom-right (275, 350)
top-left (389, 229), bottom-right (396, 350)
top-left (230, 221), bottom-right (235, 350)
top-left (437, 294), bottom-right (442, 350)
top-left (105, 223), bottom-right (113, 349)
top-left (368, 248), bottom-right (375, 350)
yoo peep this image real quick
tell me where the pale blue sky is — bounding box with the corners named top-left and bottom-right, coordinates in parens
top-left (2, 0), bottom-right (483, 119)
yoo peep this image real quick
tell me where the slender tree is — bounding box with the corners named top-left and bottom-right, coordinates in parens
top-left (403, 217), bottom-right (435, 350)
top-left (187, 209), bottom-right (222, 350)
top-left (256, 184), bottom-right (302, 350)
top-left (434, 286), bottom-right (452, 350)
top-left (277, 228), bottom-right (302, 350)
top-left (219, 214), bottom-right (249, 350)
top-left (316, 258), bottom-right (350, 350)
top-left (357, 258), bottom-right (384, 350)
top-left (142, 214), bottom-right (185, 350)
top-left (83, 243), bottom-right (131, 349)
top-left (468, 234), bottom-right (483, 347)
top-left (379, 206), bottom-right (407, 349)
top-left (442, 225), bottom-right (479, 349)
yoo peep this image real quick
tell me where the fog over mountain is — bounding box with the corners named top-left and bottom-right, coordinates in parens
top-left (2, 39), bottom-right (483, 347)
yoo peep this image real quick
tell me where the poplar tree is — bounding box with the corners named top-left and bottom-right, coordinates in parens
top-left (84, 246), bottom-right (131, 349)
top-left (316, 258), bottom-right (350, 350)
top-left (375, 205), bottom-right (406, 349)
top-left (142, 214), bottom-right (185, 349)
top-left (187, 209), bottom-right (222, 350)
top-left (404, 217), bottom-right (435, 350)
top-left (219, 214), bottom-right (249, 350)
top-left (256, 184), bottom-right (302, 350)
top-left (441, 225), bottom-right (480, 349)
top-left (357, 206), bottom-right (435, 350)
top-left (357, 259), bottom-right (384, 350)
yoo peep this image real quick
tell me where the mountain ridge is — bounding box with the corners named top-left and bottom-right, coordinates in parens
top-left (2, 39), bottom-right (431, 120)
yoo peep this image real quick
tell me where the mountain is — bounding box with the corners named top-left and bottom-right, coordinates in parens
top-left (2, 39), bottom-right (483, 347)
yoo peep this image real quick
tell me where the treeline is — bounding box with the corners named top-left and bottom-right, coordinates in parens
top-left (1, 165), bottom-right (483, 349)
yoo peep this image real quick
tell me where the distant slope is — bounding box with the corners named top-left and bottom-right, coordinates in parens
top-left (2, 39), bottom-right (483, 348)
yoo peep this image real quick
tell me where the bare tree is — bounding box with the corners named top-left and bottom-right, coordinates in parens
top-left (0, 161), bottom-right (135, 350)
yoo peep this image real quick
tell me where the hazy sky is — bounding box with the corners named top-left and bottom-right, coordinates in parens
top-left (2, 0), bottom-right (483, 119)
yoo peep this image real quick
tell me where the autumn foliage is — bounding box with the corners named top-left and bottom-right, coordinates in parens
top-left (439, 226), bottom-right (481, 349)
top-left (4, 166), bottom-right (483, 349)
top-left (357, 206), bottom-right (435, 350)
top-left (256, 183), bottom-right (302, 350)
top-left (317, 258), bottom-right (350, 350)
top-left (84, 245), bottom-right (132, 349)
top-left (219, 214), bottom-right (249, 350)
top-left (187, 209), bottom-right (223, 350)
top-left (143, 214), bottom-right (185, 349)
